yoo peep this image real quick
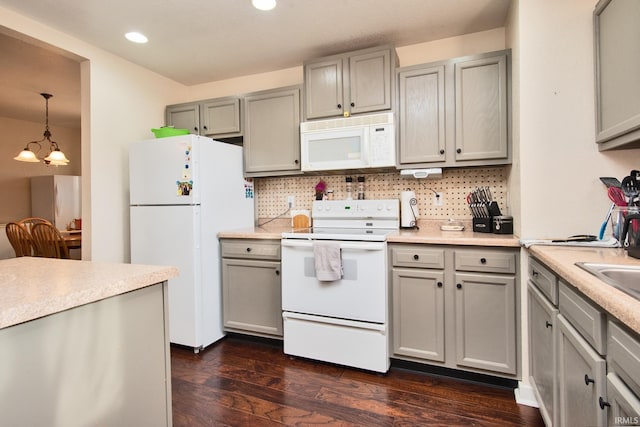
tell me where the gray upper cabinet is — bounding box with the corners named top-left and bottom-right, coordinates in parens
top-left (166, 103), bottom-right (200, 135)
top-left (594, 0), bottom-right (640, 150)
top-left (166, 96), bottom-right (242, 138)
top-left (304, 45), bottom-right (396, 120)
top-left (397, 50), bottom-right (511, 168)
top-left (243, 86), bottom-right (302, 177)
top-left (454, 54), bottom-right (508, 161)
top-left (201, 98), bottom-right (241, 137)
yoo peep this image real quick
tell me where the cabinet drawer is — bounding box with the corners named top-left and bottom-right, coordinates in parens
top-left (454, 249), bottom-right (516, 274)
top-left (390, 246), bottom-right (444, 269)
top-left (529, 257), bottom-right (558, 305)
top-left (221, 239), bottom-right (281, 260)
top-left (558, 281), bottom-right (606, 355)
top-left (608, 320), bottom-right (640, 397)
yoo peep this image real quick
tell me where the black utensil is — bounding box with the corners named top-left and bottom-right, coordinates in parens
top-left (599, 177), bottom-right (621, 188)
top-left (551, 234), bottom-right (598, 243)
top-left (621, 176), bottom-right (640, 206)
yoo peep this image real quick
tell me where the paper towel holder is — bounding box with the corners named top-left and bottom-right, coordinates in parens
top-left (400, 168), bottom-right (442, 179)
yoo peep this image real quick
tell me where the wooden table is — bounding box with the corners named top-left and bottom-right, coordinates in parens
top-left (60, 231), bottom-right (81, 249)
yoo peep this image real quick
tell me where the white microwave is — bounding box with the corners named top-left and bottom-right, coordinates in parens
top-left (300, 112), bottom-right (396, 172)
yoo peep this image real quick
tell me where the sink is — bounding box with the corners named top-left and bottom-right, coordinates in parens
top-left (576, 262), bottom-right (640, 300)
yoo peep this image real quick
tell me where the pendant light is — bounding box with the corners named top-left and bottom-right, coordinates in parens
top-left (14, 93), bottom-right (69, 166)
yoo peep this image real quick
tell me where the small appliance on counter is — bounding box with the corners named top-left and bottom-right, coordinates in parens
top-left (400, 189), bottom-right (419, 228)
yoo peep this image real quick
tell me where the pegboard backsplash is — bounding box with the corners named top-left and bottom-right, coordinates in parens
top-left (255, 167), bottom-right (509, 220)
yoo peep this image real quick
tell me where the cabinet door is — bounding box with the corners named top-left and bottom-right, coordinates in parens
top-left (166, 103), bottom-right (200, 134)
top-left (454, 272), bottom-right (516, 374)
top-left (349, 49), bottom-right (392, 115)
top-left (392, 268), bottom-right (445, 362)
top-left (398, 65), bottom-right (446, 164)
top-left (304, 58), bottom-right (344, 119)
top-left (528, 282), bottom-right (558, 427)
top-left (606, 373), bottom-right (640, 426)
top-left (454, 54), bottom-right (508, 161)
top-left (222, 258), bottom-right (282, 337)
top-left (244, 87), bottom-right (301, 175)
top-left (557, 314), bottom-right (606, 427)
top-left (201, 98), bottom-right (241, 137)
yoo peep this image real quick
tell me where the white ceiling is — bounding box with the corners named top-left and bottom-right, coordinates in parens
top-left (0, 0), bottom-right (511, 125)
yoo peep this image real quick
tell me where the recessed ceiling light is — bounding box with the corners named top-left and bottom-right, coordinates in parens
top-left (252, 0), bottom-right (276, 11)
top-left (125, 32), bottom-right (148, 44)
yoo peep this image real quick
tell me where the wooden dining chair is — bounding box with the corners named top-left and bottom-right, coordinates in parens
top-left (5, 222), bottom-right (37, 257)
top-left (18, 217), bottom-right (52, 233)
top-left (31, 222), bottom-right (70, 259)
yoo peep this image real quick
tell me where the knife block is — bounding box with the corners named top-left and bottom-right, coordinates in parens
top-left (473, 217), bottom-right (493, 233)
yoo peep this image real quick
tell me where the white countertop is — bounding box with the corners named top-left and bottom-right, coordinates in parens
top-left (0, 257), bottom-right (178, 330)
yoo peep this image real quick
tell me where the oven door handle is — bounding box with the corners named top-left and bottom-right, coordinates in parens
top-left (281, 239), bottom-right (385, 251)
top-left (282, 311), bottom-right (387, 332)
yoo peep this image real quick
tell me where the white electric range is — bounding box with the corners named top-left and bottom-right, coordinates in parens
top-left (280, 199), bottom-right (399, 373)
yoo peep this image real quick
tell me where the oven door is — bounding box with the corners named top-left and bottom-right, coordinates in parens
top-left (281, 239), bottom-right (387, 323)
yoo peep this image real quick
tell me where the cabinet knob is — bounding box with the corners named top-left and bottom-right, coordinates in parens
top-left (480, 257), bottom-right (487, 264)
top-left (275, 269), bottom-right (280, 276)
top-left (545, 321), bottom-right (552, 329)
top-left (437, 282), bottom-right (443, 288)
top-left (337, 104), bottom-right (342, 109)
top-left (456, 283), bottom-right (462, 289)
top-left (203, 125), bottom-right (208, 130)
top-left (194, 127), bottom-right (199, 132)
top-left (246, 247), bottom-right (252, 252)
top-left (413, 254), bottom-right (419, 260)
top-left (584, 374), bottom-right (595, 386)
top-left (599, 397), bottom-right (610, 410)
top-left (439, 149), bottom-right (445, 155)
top-left (456, 148), bottom-right (462, 154)
top-left (294, 159), bottom-right (299, 164)
top-left (532, 270), bottom-right (539, 277)
top-left (350, 102), bottom-right (355, 107)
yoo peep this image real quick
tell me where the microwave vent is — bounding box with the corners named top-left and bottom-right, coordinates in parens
top-left (301, 112), bottom-right (394, 132)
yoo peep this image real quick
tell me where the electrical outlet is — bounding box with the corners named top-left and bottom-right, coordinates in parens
top-left (287, 195), bottom-right (295, 209)
top-left (433, 192), bottom-right (443, 206)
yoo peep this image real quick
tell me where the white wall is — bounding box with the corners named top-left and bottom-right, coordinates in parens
top-left (0, 6), bottom-right (187, 262)
top-left (518, 0), bottom-right (640, 240)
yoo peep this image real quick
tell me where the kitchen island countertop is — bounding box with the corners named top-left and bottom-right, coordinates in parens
top-left (219, 219), bottom-right (520, 247)
top-left (0, 257), bottom-right (178, 329)
top-left (528, 245), bottom-right (640, 335)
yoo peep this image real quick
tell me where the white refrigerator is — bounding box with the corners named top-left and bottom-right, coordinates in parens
top-left (30, 175), bottom-right (81, 231)
top-left (129, 135), bottom-right (254, 350)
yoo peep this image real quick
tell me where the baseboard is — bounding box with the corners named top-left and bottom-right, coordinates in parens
top-left (514, 381), bottom-right (539, 407)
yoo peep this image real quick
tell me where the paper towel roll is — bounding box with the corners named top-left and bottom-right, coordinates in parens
top-left (401, 190), bottom-right (419, 228)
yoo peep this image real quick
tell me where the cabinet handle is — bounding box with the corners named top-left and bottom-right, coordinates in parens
top-left (337, 104), bottom-right (342, 109)
top-left (350, 102), bottom-right (355, 107)
top-left (584, 374), bottom-right (595, 385)
top-left (532, 270), bottom-right (539, 277)
top-left (413, 254), bottom-right (419, 260)
top-left (439, 149), bottom-right (445, 155)
top-left (456, 283), bottom-right (462, 289)
top-left (480, 257), bottom-right (487, 264)
top-left (437, 282), bottom-right (443, 288)
top-left (246, 247), bottom-right (252, 253)
top-left (545, 321), bottom-right (552, 329)
top-left (275, 269), bottom-right (280, 276)
top-left (456, 148), bottom-right (462, 154)
top-left (599, 397), bottom-right (610, 410)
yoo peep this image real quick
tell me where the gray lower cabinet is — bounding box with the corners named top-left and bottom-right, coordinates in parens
top-left (397, 49), bottom-right (510, 168)
top-left (390, 245), bottom-right (518, 378)
top-left (606, 373), bottom-right (640, 426)
top-left (557, 314), bottom-right (606, 427)
top-left (243, 86), bottom-right (301, 177)
top-left (221, 239), bottom-right (282, 338)
top-left (528, 281), bottom-right (559, 427)
top-left (166, 96), bottom-right (243, 138)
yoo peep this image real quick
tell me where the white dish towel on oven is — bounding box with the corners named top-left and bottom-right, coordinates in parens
top-left (313, 241), bottom-right (343, 281)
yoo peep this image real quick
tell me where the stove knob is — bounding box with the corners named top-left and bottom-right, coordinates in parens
top-left (324, 205), bottom-right (331, 211)
top-left (377, 205), bottom-right (383, 211)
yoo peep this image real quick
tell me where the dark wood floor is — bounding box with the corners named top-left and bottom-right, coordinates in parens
top-left (171, 335), bottom-right (544, 426)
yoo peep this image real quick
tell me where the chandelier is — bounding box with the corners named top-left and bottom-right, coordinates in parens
top-left (14, 93), bottom-right (69, 166)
